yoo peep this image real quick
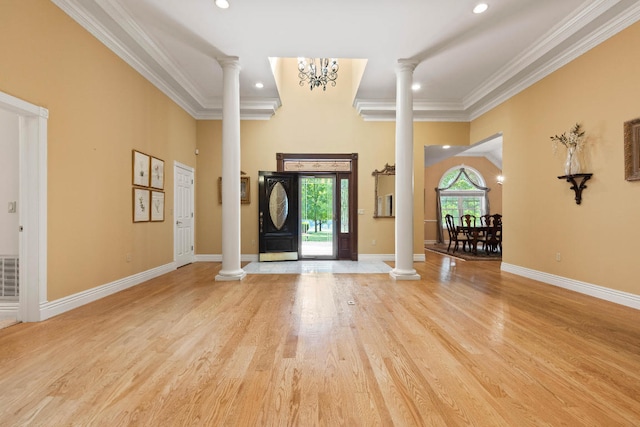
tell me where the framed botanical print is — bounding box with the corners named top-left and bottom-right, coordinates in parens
top-left (624, 117), bottom-right (640, 181)
top-left (133, 150), bottom-right (150, 187)
top-left (133, 188), bottom-right (150, 222)
top-left (150, 157), bottom-right (165, 189)
top-left (151, 191), bottom-right (165, 222)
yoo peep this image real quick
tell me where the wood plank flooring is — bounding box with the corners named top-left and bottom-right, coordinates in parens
top-left (0, 256), bottom-right (639, 426)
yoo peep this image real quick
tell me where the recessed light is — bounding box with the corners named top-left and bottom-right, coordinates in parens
top-left (411, 83), bottom-right (421, 91)
top-left (215, 0), bottom-right (229, 9)
top-left (255, 82), bottom-right (264, 89)
top-left (473, 3), bottom-right (488, 14)
top-left (443, 145), bottom-right (451, 149)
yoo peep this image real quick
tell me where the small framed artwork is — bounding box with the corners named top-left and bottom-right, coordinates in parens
top-left (133, 188), bottom-right (150, 222)
top-left (218, 176), bottom-right (251, 204)
top-left (624, 117), bottom-right (640, 181)
top-left (133, 150), bottom-right (150, 187)
top-left (240, 176), bottom-right (250, 204)
top-left (150, 156), bottom-right (165, 190)
top-left (151, 191), bottom-right (165, 222)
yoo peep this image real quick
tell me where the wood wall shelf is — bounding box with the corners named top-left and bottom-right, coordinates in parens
top-left (557, 173), bottom-right (593, 205)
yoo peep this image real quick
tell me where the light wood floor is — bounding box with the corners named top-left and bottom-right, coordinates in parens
top-left (1, 256), bottom-right (639, 426)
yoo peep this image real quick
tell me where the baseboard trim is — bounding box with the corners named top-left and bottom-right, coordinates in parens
top-left (39, 262), bottom-right (177, 321)
top-left (501, 263), bottom-right (640, 310)
top-left (0, 302), bottom-right (18, 316)
top-left (195, 254), bottom-right (259, 263)
top-left (197, 254), bottom-right (426, 263)
top-left (195, 254), bottom-right (221, 262)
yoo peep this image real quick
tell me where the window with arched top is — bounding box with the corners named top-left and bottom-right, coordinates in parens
top-left (435, 166), bottom-right (490, 242)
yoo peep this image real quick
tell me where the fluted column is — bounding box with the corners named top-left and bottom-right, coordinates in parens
top-left (390, 59), bottom-right (420, 281)
top-left (215, 56), bottom-right (246, 281)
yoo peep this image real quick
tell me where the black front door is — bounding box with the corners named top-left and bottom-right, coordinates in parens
top-left (258, 172), bottom-right (299, 261)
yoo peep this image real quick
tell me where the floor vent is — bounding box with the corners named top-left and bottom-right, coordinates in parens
top-left (0, 256), bottom-right (19, 298)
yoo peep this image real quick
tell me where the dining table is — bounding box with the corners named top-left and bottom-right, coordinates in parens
top-left (456, 225), bottom-right (501, 255)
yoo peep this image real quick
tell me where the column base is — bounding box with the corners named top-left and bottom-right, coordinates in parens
top-left (215, 269), bottom-right (247, 281)
top-left (389, 269), bottom-right (420, 281)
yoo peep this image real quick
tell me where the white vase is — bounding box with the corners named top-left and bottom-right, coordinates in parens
top-left (564, 146), bottom-right (581, 175)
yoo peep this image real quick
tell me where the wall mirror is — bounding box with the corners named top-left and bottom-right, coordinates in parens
top-left (372, 163), bottom-right (395, 218)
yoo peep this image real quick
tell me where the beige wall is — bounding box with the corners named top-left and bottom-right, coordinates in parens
top-left (3, 0), bottom-right (639, 304)
top-left (195, 60), bottom-right (471, 257)
top-left (0, 0), bottom-right (197, 300)
top-left (424, 156), bottom-right (503, 242)
top-left (471, 21), bottom-right (640, 296)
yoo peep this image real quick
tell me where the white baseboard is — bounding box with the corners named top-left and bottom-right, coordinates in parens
top-left (39, 262), bottom-right (176, 321)
top-left (195, 254), bottom-right (221, 262)
top-left (0, 302), bottom-right (18, 317)
top-left (358, 254), bottom-right (395, 262)
top-left (501, 263), bottom-right (640, 310)
top-left (197, 254), bottom-right (427, 263)
top-left (356, 254), bottom-right (425, 262)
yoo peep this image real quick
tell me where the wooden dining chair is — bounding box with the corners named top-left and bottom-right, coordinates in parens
top-left (460, 214), bottom-right (477, 228)
top-left (445, 214), bottom-right (471, 253)
top-left (479, 213), bottom-right (502, 253)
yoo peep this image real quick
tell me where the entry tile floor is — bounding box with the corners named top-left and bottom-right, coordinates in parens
top-left (243, 260), bottom-right (392, 274)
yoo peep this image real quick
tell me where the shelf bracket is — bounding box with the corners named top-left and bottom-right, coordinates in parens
top-left (557, 173), bottom-right (593, 205)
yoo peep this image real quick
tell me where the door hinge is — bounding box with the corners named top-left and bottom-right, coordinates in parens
top-left (191, 245), bottom-right (194, 251)
top-left (191, 212), bottom-right (194, 218)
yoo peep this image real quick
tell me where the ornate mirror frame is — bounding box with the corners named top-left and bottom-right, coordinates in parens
top-left (372, 163), bottom-right (395, 218)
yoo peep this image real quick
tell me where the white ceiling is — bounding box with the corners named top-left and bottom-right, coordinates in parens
top-left (52, 0), bottom-right (640, 122)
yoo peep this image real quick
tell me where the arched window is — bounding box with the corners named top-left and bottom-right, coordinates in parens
top-left (435, 166), bottom-right (490, 242)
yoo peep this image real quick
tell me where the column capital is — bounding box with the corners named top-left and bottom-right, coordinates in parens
top-left (217, 56), bottom-right (241, 71)
top-left (396, 59), bottom-right (419, 74)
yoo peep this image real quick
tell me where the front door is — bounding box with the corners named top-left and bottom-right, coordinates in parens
top-left (258, 172), bottom-right (299, 261)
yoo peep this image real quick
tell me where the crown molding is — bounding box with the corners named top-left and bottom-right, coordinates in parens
top-left (53, 0), bottom-right (640, 123)
top-left (356, 0), bottom-right (640, 122)
top-left (193, 98), bottom-right (282, 120)
top-left (51, 0), bottom-right (201, 117)
top-left (464, 0), bottom-right (621, 110)
top-left (354, 99), bottom-right (469, 122)
top-left (95, 0), bottom-right (208, 106)
top-left (467, 0), bottom-right (640, 120)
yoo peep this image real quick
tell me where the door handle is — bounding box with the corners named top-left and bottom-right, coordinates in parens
top-left (176, 220), bottom-right (182, 225)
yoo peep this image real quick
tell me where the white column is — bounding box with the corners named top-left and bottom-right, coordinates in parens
top-left (390, 59), bottom-right (420, 281)
top-left (215, 56), bottom-right (246, 281)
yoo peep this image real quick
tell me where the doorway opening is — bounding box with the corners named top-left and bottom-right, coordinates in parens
top-left (256, 153), bottom-right (358, 261)
top-left (300, 175), bottom-right (336, 259)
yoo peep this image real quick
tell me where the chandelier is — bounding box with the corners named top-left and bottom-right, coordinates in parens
top-left (297, 58), bottom-right (339, 91)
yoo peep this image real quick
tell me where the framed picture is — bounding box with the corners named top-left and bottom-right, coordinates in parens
top-left (624, 117), bottom-right (640, 181)
top-left (217, 176), bottom-right (251, 204)
top-left (132, 150), bottom-right (150, 187)
top-left (240, 176), bottom-right (250, 204)
top-left (151, 191), bottom-right (165, 222)
top-left (133, 188), bottom-right (150, 222)
top-left (150, 157), bottom-right (164, 189)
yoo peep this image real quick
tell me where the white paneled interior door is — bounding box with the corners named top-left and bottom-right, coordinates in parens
top-left (174, 162), bottom-right (194, 268)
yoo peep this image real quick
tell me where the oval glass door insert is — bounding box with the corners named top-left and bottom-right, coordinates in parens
top-left (269, 182), bottom-right (289, 230)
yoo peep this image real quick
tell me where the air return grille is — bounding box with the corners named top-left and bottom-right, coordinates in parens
top-left (0, 257), bottom-right (19, 298)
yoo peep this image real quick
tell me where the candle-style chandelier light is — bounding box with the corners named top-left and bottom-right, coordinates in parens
top-left (297, 58), bottom-right (339, 91)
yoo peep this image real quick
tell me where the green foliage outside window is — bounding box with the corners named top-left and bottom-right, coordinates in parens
top-left (439, 168), bottom-right (486, 226)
